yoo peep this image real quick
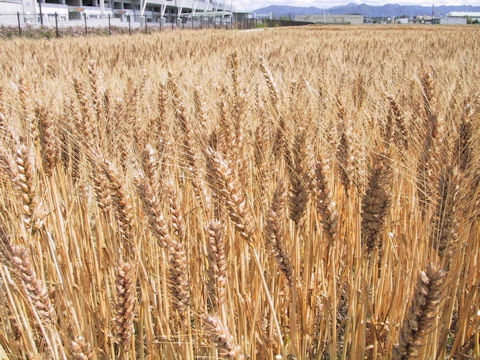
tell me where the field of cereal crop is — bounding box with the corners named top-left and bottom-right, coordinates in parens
top-left (0, 26), bottom-right (479, 359)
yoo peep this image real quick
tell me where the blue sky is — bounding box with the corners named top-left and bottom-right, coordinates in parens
top-left (232, 0), bottom-right (480, 11)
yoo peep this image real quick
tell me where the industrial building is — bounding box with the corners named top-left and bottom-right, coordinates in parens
top-left (437, 17), bottom-right (467, 24)
top-left (414, 13), bottom-right (469, 25)
top-left (446, 11), bottom-right (480, 20)
top-left (0, 0), bottom-right (232, 24)
top-left (295, 14), bottom-right (364, 25)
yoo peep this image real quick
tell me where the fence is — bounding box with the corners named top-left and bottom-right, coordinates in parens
top-left (0, 12), bottom-right (313, 38)
top-left (262, 19), bottom-right (314, 27)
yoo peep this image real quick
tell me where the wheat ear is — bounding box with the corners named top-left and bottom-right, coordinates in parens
top-left (203, 315), bottom-right (245, 359)
top-left (314, 157), bottom-right (338, 243)
top-left (115, 262), bottom-right (136, 348)
top-left (393, 265), bottom-right (446, 359)
top-left (286, 129), bottom-right (309, 225)
top-left (265, 180), bottom-right (293, 286)
top-left (36, 101), bottom-right (58, 177)
top-left (206, 148), bottom-right (256, 242)
top-left (207, 220), bottom-right (227, 310)
top-left (361, 152), bottom-right (392, 255)
top-left (71, 336), bottom-right (96, 360)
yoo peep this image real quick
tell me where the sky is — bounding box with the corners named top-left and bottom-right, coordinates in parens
top-left (231, 0), bottom-right (480, 11)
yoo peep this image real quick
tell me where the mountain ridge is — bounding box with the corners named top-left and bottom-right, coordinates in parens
top-left (252, 3), bottom-right (480, 17)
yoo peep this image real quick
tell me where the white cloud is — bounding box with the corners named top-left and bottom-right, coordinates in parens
top-left (232, 0), bottom-right (480, 12)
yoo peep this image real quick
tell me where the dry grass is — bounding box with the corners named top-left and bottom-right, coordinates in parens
top-left (0, 25), bottom-right (479, 360)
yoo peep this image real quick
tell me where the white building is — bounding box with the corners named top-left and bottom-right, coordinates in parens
top-left (295, 14), bottom-right (364, 25)
top-left (0, 0), bottom-right (232, 24)
top-left (439, 17), bottom-right (467, 24)
top-left (446, 11), bottom-right (480, 20)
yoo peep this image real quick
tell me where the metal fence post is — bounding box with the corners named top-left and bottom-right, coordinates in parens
top-left (128, 14), bottom-right (131, 34)
top-left (84, 13), bottom-right (87, 34)
top-left (108, 14), bottom-right (111, 35)
top-left (38, 0), bottom-right (43, 26)
top-left (145, 16), bottom-right (148, 33)
top-left (55, 12), bottom-right (59, 37)
top-left (17, 12), bottom-right (21, 35)
top-left (191, 15), bottom-right (193, 29)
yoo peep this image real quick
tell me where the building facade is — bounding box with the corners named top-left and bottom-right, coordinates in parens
top-left (439, 17), bottom-right (467, 24)
top-left (295, 14), bottom-right (364, 25)
top-left (446, 11), bottom-right (480, 20)
top-left (0, 0), bottom-right (231, 23)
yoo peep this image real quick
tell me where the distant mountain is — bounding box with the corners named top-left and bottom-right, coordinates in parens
top-left (252, 3), bottom-right (480, 18)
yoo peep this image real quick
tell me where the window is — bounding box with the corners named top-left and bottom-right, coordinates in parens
top-left (68, 11), bottom-right (82, 19)
top-left (66, 0), bottom-right (81, 6)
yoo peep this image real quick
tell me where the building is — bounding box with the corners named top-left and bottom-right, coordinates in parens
top-left (232, 11), bottom-right (252, 21)
top-left (0, 0), bottom-right (231, 24)
top-left (446, 11), bottom-right (480, 20)
top-left (414, 14), bottom-right (467, 25)
top-left (413, 15), bottom-right (438, 23)
top-left (295, 14), bottom-right (364, 25)
top-left (437, 17), bottom-right (467, 24)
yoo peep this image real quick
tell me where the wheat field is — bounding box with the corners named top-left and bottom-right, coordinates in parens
top-left (0, 25), bottom-right (479, 360)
